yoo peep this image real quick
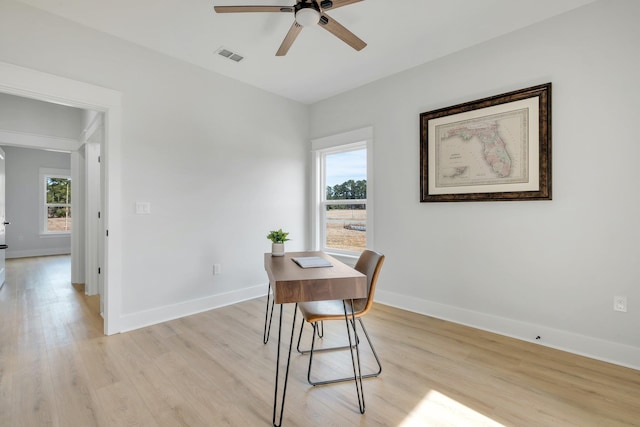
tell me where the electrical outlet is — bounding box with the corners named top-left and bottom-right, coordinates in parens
top-left (614, 296), bottom-right (627, 312)
top-left (213, 264), bottom-right (221, 275)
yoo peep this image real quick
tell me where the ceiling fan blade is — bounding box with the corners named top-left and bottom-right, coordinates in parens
top-left (276, 22), bottom-right (303, 56)
top-left (321, 0), bottom-right (363, 11)
top-left (214, 5), bottom-right (294, 13)
top-left (319, 14), bottom-right (366, 51)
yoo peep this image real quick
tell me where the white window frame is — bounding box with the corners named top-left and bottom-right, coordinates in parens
top-left (311, 127), bottom-right (374, 259)
top-left (39, 167), bottom-right (72, 236)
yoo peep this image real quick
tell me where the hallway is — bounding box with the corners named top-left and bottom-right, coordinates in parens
top-left (0, 255), bottom-right (103, 425)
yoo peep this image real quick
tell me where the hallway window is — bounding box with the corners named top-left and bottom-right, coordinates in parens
top-left (40, 168), bottom-right (71, 234)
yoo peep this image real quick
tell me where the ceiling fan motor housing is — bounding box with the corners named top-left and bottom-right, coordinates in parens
top-left (295, 2), bottom-right (321, 26)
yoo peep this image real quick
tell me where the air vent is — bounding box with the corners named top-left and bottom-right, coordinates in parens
top-left (216, 47), bottom-right (244, 63)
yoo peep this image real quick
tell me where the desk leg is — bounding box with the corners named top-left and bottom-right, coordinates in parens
top-left (273, 303), bottom-right (298, 427)
top-left (344, 299), bottom-right (365, 414)
top-left (263, 282), bottom-right (275, 344)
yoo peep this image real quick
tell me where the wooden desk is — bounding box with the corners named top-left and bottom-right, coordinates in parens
top-left (264, 251), bottom-right (367, 427)
top-left (264, 251), bottom-right (367, 304)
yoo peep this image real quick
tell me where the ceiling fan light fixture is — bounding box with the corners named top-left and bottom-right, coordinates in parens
top-left (295, 8), bottom-right (320, 26)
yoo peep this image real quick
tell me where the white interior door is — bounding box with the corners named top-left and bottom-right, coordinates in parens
top-left (0, 147), bottom-right (6, 288)
top-left (84, 142), bottom-right (101, 297)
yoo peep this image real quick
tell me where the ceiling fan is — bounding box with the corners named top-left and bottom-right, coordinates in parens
top-left (214, 0), bottom-right (366, 56)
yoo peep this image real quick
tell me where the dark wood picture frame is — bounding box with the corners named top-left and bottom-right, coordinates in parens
top-left (420, 83), bottom-right (551, 202)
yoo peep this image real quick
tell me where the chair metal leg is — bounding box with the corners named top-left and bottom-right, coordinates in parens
top-left (296, 315), bottom-right (307, 353)
top-left (304, 317), bottom-right (382, 386)
top-left (297, 318), bottom-right (360, 354)
top-left (263, 282), bottom-right (275, 344)
top-left (353, 319), bottom-right (382, 378)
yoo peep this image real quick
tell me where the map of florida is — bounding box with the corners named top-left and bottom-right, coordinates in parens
top-left (443, 121), bottom-right (512, 178)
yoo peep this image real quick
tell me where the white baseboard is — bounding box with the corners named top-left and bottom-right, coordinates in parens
top-left (119, 284), bottom-right (267, 333)
top-left (115, 284), bottom-right (639, 371)
top-left (376, 289), bottom-right (640, 371)
top-left (6, 248), bottom-right (71, 259)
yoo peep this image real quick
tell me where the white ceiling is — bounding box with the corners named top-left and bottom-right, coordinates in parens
top-left (17, 0), bottom-right (596, 104)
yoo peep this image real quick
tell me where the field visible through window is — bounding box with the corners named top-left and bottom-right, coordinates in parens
top-left (326, 208), bottom-right (366, 252)
top-left (47, 217), bottom-right (71, 232)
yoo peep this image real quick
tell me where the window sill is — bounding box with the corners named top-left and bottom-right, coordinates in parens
top-left (40, 233), bottom-right (71, 238)
top-left (324, 251), bottom-right (360, 267)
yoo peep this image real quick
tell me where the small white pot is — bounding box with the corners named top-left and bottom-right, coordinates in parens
top-left (271, 243), bottom-right (285, 257)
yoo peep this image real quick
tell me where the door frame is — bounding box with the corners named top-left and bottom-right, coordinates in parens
top-left (0, 147), bottom-right (5, 288)
top-left (0, 62), bottom-right (123, 335)
top-left (83, 141), bottom-right (101, 297)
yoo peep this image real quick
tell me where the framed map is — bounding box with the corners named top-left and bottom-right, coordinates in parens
top-left (420, 83), bottom-right (551, 202)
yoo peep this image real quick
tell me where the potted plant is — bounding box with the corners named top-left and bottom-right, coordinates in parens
top-left (267, 228), bottom-right (290, 256)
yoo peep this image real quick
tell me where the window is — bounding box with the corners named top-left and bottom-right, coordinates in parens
top-left (312, 127), bottom-right (373, 256)
top-left (40, 168), bottom-right (71, 234)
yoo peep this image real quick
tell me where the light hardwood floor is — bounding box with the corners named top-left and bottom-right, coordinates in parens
top-left (1, 255), bottom-right (639, 426)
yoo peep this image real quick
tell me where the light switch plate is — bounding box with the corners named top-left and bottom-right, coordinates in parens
top-left (135, 202), bottom-right (151, 214)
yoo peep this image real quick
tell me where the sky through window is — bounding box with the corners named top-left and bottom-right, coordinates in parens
top-left (325, 149), bottom-right (366, 187)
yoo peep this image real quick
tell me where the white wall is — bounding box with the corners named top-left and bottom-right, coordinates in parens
top-left (310, 0), bottom-right (640, 369)
top-left (2, 145), bottom-right (72, 258)
top-left (0, 1), bottom-right (309, 330)
top-left (0, 92), bottom-right (83, 139)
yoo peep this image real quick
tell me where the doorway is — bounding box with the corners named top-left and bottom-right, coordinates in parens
top-left (0, 143), bottom-right (99, 306)
top-left (0, 61), bottom-right (123, 334)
